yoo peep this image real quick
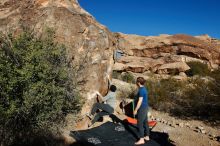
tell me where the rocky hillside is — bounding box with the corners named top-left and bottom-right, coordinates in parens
top-left (114, 33), bottom-right (220, 76)
top-left (0, 0), bottom-right (117, 112)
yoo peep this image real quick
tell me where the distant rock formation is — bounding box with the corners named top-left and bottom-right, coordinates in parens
top-left (114, 33), bottom-right (220, 75)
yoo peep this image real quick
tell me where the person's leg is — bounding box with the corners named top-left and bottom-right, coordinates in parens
top-left (137, 108), bottom-right (146, 138)
top-left (143, 111), bottom-right (150, 141)
top-left (88, 111), bottom-right (109, 127)
top-left (90, 103), bottom-right (101, 115)
top-left (135, 108), bottom-right (145, 145)
top-left (91, 103), bottom-right (113, 115)
top-left (100, 104), bottom-right (114, 114)
top-left (90, 111), bottom-right (110, 126)
top-left (89, 104), bottom-right (114, 127)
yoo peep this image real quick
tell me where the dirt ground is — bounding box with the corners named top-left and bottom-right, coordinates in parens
top-left (148, 110), bottom-right (220, 146)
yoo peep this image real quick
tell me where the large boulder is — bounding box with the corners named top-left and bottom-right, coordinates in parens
top-left (0, 0), bottom-right (116, 114)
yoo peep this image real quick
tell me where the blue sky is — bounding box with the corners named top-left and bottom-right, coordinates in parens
top-left (78, 0), bottom-right (220, 39)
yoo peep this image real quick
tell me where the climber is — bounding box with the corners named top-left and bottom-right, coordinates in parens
top-left (87, 74), bottom-right (117, 127)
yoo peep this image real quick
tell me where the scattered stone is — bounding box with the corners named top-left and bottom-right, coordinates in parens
top-left (153, 117), bottom-right (157, 121)
top-left (179, 72), bottom-right (187, 77)
top-left (211, 137), bottom-right (217, 141)
top-left (164, 121), bottom-right (168, 124)
top-left (185, 122), bottom-right (190, 128)
top-left (156, 118), bottom-right (161, 122)
top-left (197, 126), bottom-right (204, 130)
top-left (168, 122), bottom-right (172, 127)
top-left (170, 122), bottom-right (177, 128)
top-left (209, 133), bottom-right (215, 138)
top-left (150, 115), bottom-right (154, 120)
top-left (195, 126), bottom-right (207, 134)
top-left (162, 130), bottom-right (168, 133)
top-left (201, 129), bottom-right (206, 134)
top-left (194, 129), bottom-right (200, 133)
top-left (178, 122), bottom-right (184, 127)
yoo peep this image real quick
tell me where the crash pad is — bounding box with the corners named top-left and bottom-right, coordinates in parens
top-left (70, 122), bottom-right (171, 146)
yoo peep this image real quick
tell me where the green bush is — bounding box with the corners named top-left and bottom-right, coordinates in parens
top-left (186, 61), bottom-right (210, 76)
top-left (112, 71), bottom-right (135, 84)
top-left (112, 70), bottom-right (122, 80)
top-left (0, 30), bottom-right (81, 145)
top-left (146, 75), bottom-right (220, 121)
top-left (121, 72), bottom-right (135, 83)
top-left (146, 78), bottom-right (186, 111)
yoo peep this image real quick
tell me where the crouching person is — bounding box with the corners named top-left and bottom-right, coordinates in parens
top-left (87, 75), bottom-right (117, 127)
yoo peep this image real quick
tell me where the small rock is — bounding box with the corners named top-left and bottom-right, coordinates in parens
top-left (168, 122), bottom-right (172, 126)
top-left (185, 122), bottom-right (190, 128)
top-left (201, 129), bottom-right (206, 134)
top-left (156, 118), bottom-right (160, 122)
top-left (178, 122), bottom-right (184, 127)
top-left (163, 130), bottom-right (168, 133)
top-left (179, 72), bottom-right (187, 76)
top-left (171, 122), bottom-right (177, 128)
top-left (194, 129), bottom-right (200, 133)
top-left (151, 115), bottom-right (154, 120)
top-left (197, 126), bottom-right (204, 130)
top-left (212, 137), bottom-right (217, 141)
top-left (208, 133), bottom-right (215, 137)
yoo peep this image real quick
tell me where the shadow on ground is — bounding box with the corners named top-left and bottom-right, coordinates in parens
top-left (10, 134), bottom-right (68, 146)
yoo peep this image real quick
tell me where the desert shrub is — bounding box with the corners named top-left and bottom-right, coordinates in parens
top-left (186, 61), bottom-right (210, 76)
top-left (146, 76), bottom-right (220, 121)
top-left (112, 71), bottom-right (135, 84)
top-left (210, 68), bottom-right (220, 81)
top-left (121, 72), bottom-right (135, 83)
top-left (112, 70), bottom-right (122, 80)
top-left (178, 77), bottom-right (220, 119)
top-left (146, 78), bottom-right (187, 111)
top-left (0, 30), bottom-right (82, 145)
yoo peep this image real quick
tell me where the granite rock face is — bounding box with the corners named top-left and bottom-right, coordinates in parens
top-left (0, 0), bottom-right (117, 99)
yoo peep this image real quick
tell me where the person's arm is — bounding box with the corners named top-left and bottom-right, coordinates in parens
top-left (96, 91), bottom-right (111, 103)
top-left (102, 92), bottom-right (111, 102)
top-left (95, 74), bottom-right (112, 102)
top-left (106, 73), bottom-right (112, 88)
top-left (133, 97), bottom-right (143, 115)
top-left (96, 91), bottom-right (104, 102)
